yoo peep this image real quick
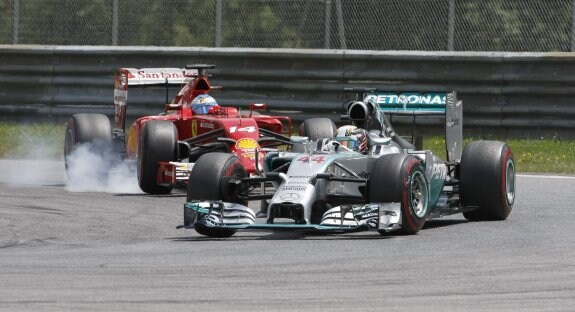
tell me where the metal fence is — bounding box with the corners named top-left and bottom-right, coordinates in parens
top-left (2, 0), bottom-right (575, 52)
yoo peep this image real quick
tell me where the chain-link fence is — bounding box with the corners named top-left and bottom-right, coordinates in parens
top-left (1, 0), bottom-right (574, 51)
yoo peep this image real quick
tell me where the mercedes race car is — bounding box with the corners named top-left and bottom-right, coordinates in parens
top-left (64, 64), bottom-right (292, 194)
top-left (179, 90), bottom-right (516, 237)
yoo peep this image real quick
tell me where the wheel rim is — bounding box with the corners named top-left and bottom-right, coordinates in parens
top-left (410, 171), bottom-right (428, 218)
top-left (505, 158), bottom-right (516, 206)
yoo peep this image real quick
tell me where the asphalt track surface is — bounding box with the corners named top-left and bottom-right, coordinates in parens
top-left (1, 159), bottom-right (574, 311)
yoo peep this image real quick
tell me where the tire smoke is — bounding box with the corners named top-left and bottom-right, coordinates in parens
top-left (65, 142), bottom-right (142, 194)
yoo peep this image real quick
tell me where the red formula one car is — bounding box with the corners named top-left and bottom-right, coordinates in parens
top-left (64, 64), bottom-right (292, 194)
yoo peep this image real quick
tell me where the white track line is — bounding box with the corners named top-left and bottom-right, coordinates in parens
top-left (518, 174), bottom-right (575, 179)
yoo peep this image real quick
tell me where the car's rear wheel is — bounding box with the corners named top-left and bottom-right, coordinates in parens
top-left (186, 153), bottom-right (247, 237)
top-left (137, 120), bottom-right (178, 194)
top-left (460, 141), bottom-right (515, 221)
top-left (295, 118), bottom-right (337, 152)
top-left (64, 113), bottom-right (114, 178)
top-left (368, 154), bottom-right (429, 235)
top-left (299, 117), bottom-right (337, 139)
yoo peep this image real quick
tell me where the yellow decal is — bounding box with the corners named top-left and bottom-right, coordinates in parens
top-left (127, 125), bottom-right (137, 154)
top-left (236, 138), bottom-right (259, 150)
top-left (191, 120), bottom-right (198, 137)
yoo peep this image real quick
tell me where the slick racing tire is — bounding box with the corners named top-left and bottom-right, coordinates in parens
top-left (186, 153), bottom-right (248, 238)
top-left (137, 120), bottom-right (178, 195)
top-left (299, 118), bottom-right (337, 139)
top-left (294, 118), bottom-right (337, 152)
top-left (64, 113), bottom-right (114, 178)
top-left (460, 141), bottom-right (515, 221)
top-left (368, 154), bottom-right (429, 235)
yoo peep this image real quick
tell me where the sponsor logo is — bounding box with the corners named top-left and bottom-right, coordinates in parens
top-left (365, 93), bottom-right (446, 105)
top-left (357, 212), bottom-right (378, 220)
top-left (137, 70), bottom-right (185, 79)
top-left (279, 193), bottom-right (301, 201)
top-left (114, 89), bottom-right (127, 106)
top-left (235, 138), bottom-right (259, 150)
top-left (281, 186), bottom-right (307, 192)
top-left (241, 152), bottom-right (255, 159)
top-left (200, 121), bottom-right (215, 129)
top-left (430, 163), bottom-right (447, 180)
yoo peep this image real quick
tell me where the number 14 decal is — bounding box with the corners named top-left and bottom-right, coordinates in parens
top-left (229, 126), bottom-right (256, 133)
top-left (297, 156), bottom-right (325, 163)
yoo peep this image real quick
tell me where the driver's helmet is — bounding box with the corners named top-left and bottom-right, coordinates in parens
top-left (190, 94), bottom-right (219, 114)
top-left (335, 125), bottom-right (368, 153)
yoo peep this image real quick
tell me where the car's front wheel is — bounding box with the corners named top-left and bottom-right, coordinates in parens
top-left (186, 153), bottom-right (247, 238)
top-left (368, 154), bottom-right (429, 235)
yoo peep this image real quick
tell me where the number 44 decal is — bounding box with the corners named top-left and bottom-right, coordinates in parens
top-left (297, 156), bottom-right (325, 163)
top-left (229, 126), bottom-right (256, 133)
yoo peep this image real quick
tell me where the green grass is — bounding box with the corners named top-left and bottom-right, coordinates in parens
top-left (0, 122), bottom-right (66, 160)
top-left (424, 137), bottom-right (575, 174)
top-left (1, 122), bottom-right (574, 174)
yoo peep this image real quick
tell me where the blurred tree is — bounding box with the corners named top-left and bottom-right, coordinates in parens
top-left (1, 0), bottom-right (573, 51)
top-left (221, 0), bottom-right (298, 48)
top-left (0, 0), bottom-right (12, 44)
top-left (456, 0), bottom-right (570, 51)
top-left (118, 0), bottom-right (215, 46)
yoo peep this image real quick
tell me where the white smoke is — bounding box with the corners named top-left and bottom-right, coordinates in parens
top-left (0, 159), bottom-right (65, 187)
top-left (65, 143), bottom-right (142, 194)
top-left (0, 124), bottom-right (65, 186)
top-left (0, 123), bottom-right (141, 193)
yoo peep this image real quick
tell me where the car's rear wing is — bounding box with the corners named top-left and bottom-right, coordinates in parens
top-left (364, 92), bottom-right (447, 115)
top-left (113, 67), bottom-right (197, 130)
top-left (344, 88), bottom-right (463, 162)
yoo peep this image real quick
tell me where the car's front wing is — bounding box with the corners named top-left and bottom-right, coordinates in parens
top-left (179, 200), bottom-right (403, 234)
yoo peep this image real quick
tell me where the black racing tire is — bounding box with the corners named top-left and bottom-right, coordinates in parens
top-left (186, 153), bottom-right (248, 238)
top-left (64, 113), bottom-right (114, 177)
top-left (295, 118), bottom-right (337, 152)
top-left (368, 154), bottom-right (429, 235)
top-left (137, 120), bottom-right (178, 195)
top-left (299, 118), bottom-right (337, 139)
top-left (460, 141), bottom-right (515, 221)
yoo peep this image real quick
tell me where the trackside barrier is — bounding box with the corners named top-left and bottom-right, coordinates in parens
top-left (1, 45), bottom-right (575, 138)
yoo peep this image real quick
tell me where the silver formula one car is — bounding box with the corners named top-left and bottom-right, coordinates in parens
top-left (178, 90), bottom-right (516, 238)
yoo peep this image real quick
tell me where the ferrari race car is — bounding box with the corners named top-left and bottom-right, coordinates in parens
top-left (64, 64), bottom-right (291, 194)
top-left (179, 90), bottom-right (516, 237)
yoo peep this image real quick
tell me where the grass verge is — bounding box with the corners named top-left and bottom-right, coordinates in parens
top-left (423, 136), bottom-right (575, 174)
top-left (0, 122), bottom-right (65, 160)
top-left (1, 122), bottom-right (573, 174)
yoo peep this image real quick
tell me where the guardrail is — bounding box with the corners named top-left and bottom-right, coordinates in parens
top-left (1, 45), bottom-right (574, 138)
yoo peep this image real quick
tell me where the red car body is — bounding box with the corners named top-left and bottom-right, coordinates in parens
top-left (113, 64), bottom-right (291, 192)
